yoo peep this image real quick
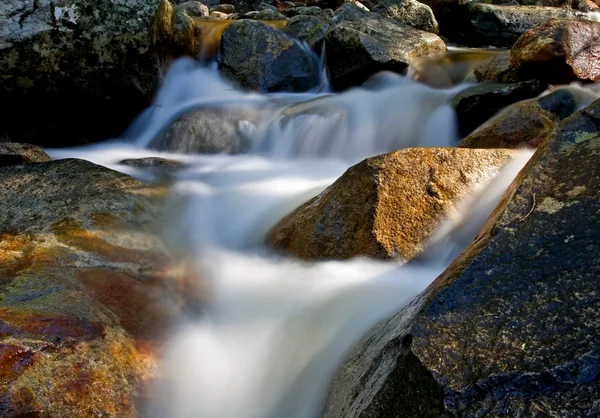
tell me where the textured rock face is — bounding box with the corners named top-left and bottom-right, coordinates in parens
top-left (0, 159), bottom-right (193, 416)
top-left (266, 148), bottom-right (515, 261)
top-left (325, 15), bottom-right (446, 89)
top-left (474, 50), bottom-right (521, 83)
top-left (373, 0), bottom-right (439, 33)
top-left (459, 89), bottom-right (578, 148)
top-left (218, 19), bottom-right (321, 92)
top-left (326, 98), bottom-right (600, 417)
top-left (286, 15), bottom-right (332, 52)
top-left (436, 2), bottom-right (586, 47)
top-left (0, 0), bottom-right (166, 147)
top-left (0, 142), bottom-right (52, 168)
top-left (510, 18), bottom-right (600, 83)
top-left (452, 80), bottom-right (547, 136)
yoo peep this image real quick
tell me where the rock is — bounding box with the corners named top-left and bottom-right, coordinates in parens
top-left (474, 50), bottom-right (521, 82)
top-left (373, 0), bottom-right (439, 33)
top-left (119, 157), bottom-right (185, 179)
top-left (0, 0), bottom-right (170, 147)
top-left (211, 3), bottom-right (236, 12)
top-left (218, 20), bottom-right (320, 92)
top-left (0, 142), bottom-right (51, 168)
top-left (286, 15), bottom-right (332, 51)
top-left (436, 2), bottom-right (587, 47)
top-left (458, 89), bottom-right (578, 148)
top-left (266, 148), bottom-right (515, 261)
top-left (452, 79), bottom-right (547, 137)
top-left (210, 10), bottom-right (231, 18)
top-left (510, 18), bottom-right (600, 83)
top-left (284, 6), bottom-right (330, 16)
top-left (325, 15), bottom-right (447, 89)
top-left (177, 1), bottom-right (210, 16)
top-left (245, 9), bottom-right (288, 19)
top-left (0, 159), bottom-right (196, 415)
top-left (331, 2), bottom-right (370, 23)
top-left (327, 98), bottom-right (600, 417)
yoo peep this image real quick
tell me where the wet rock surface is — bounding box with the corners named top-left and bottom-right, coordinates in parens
top-left (325, 14), bottom-right (446, 89)
top-left (0, 143), bottom-right (52, 168)
top-left (286, 15), bottom-right (332, 51)
top-left (266, 148), bottom-right (515, 261)
top-left (0, 159), bottom-right (193, 416)
top-left (510, 18), bottom-right (600, 83)
top-left (218, 19), bottom-right (321, 92)
top-left (458, 89), bottom-right (578, 148)
top-left (373, 0), bottom-right (439, 33)
top-left (326, 98), bottom-right (600, 417)
top-left (452, 79), bottom-right (547, 136)
top-left (474, 50), bottom-right (521, 83)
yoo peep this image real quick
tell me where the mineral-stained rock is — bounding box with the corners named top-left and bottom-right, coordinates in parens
top-left (0, 142), bottom-right (51, 168)
top-left (325, 15), bottom-right (446, 89)
top-left (373, 0), bottom-right (439, 33)
top-left (218, 20), bottom-right (320, 92)
top-left (326, 98), bottom-right (600, 417)
top-left (459, 89), bottom-right (578, 148)
top-left (0, 0), bottom-right (169, 147)
top-left (474, 50), bottom-right (521, 83)
top-left (510, 18), bottom-right (600, 83)
top-left (436, 1), bottom-right (586, 47)
top-left (452, 79), bottom-right (547, 136)
top-left (0, 159), bottom-right (195, 416)
top-left (266, 148), bottom-right (515, 261)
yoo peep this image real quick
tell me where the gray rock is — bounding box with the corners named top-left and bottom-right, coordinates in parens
top-left (436, 1), bottom-right (587, 47)
top-left (218, 20), bottom-right (320, 92)
top-left (0, 142), bottom-right (52, 168)
top-left (325, 15), bottom-right (447, 89)
top-left (211, 3), bottom-right (236, 12)
top-left (326, 98), bottom-right (600, 417)
top-left (0, 0), bottom-right (167, 147)
top-left (373, 0), bottom-right (439, 33)
top-left (245, 8), bottom-right (288, 19)
top-left (177, 1), bottom-right (210, 17)
top-left (331, 2), bottom-right (370, 23)
top-left (284, 5), bottom-right (329, 16)
top-left (286, 15), bottom-right (331, 51)
top-left (452, 79), bottom-right (548, 136)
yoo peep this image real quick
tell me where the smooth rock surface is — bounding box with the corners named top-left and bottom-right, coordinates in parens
top-left (373, 0), bottom-right (439, 33)
top-left (474, 50), bottom-right (521, 83)
top-left (326, 98), bottom-right (600, 416)
top-left (510, 18), bottom-right (600, 83)
top-left (266, 148), bottom-right (515, 261)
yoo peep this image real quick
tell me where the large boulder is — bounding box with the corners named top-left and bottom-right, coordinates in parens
top-left (452, 80), bottom-right (547, 136)
top-left (0, 159), bottom-right (194, 416)
top-left (458, 89), bottom-right (578, 148)
top-left (436, 2), bottom-right (587, 47)
top-left (510, 18), bottom-right (600, 84)
top-left (0, 142), bottom-right (52, 168)
top-left (285, 15), bottom-right (332, 52)
top-left (373, 0), bottom-right (439, 33)
top-left (0, 0), bottom-right (173, 147)
top-left (218, 20), bottom-right (321, 92)
top-left (266, 148), bottom-right (515, 261)
top-left (325, 14), bottom-right (446, 89)
top-left (326, 98), bottom-right (600, 417)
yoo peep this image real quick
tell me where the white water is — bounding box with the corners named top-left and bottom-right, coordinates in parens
top-left (47, 57), bottom-right (589, 418)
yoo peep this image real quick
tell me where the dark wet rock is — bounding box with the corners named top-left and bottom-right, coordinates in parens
top-left (373, 0), bottom-right (439, 33)
top-left (266, 148), bottom-right (515, 261)
top-left (436, 2), bottom-right (587, 47)
top-left (0, 158), bottom-right (198, 416)
top-left (0, 0), bottom-right (171, 147)
top-left (245, 8), bottom-right (288, 19)
top-left (119, 158), bottom-right (185, 179)
top-left (510, 18), bottom-right (600, 83)
top-left (211, 3), bottom-right (237, 12)
top-left (452, 79), bottom-right (547, 136)
top-left (284, 5), bottom-right (331, 16)
top-left (177, 1), bottom-right (210, 17)
top-left (474, 50), bottom-right (521, 83)
top-left (458, 89), bottom-right (579, 149)
top-left (218, 20), bottom-right (320, 92)
top-left (327, 98), bottom-right (600, 417)
top-left (0, 142), bottom-right (51, 168)
top-left (325, 15), bottom-right (447, 90)
top-left (286, 15), bottom-right (331, 51)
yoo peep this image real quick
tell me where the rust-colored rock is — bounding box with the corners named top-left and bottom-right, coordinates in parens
top-left (510, 18), bottom-right (600, 83)
top-left (266, 148), bottom-right (516, 261)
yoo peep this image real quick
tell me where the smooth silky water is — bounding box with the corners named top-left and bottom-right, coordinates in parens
top-left (46, 53), bottom-right (599, 417)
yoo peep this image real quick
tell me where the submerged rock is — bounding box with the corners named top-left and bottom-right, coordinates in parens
top-left (459, 89), bottom-right (578, 148)
top-left (452, 79), bottom-right (547, 136)
top-left (0, 159), bottom-right (195, 416)
top-left (0, 0), bottom-right (168, 147)
top-left (218, 20), bottom-right (320, 92)
top-left (266, 148), bottom-right (515, 261)
top-left (325, 15), bottom-right (446, 89)
top-left (510, 18), bottom-right (600, 83)
top-left (327, 98), bottom-right (600, 417)
top-left (0, 142), bottom-right (51, 168)
top-left (436, 2), bottom-right (586, 47)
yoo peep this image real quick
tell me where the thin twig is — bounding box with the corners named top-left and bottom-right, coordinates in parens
top-left (517, 193), bottom-right (536, 223)
top-left (532, 401), bottom-right (546, 414)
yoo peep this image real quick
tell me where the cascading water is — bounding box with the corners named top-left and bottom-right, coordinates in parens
top-left (47, 55), bottom-right (598, 417)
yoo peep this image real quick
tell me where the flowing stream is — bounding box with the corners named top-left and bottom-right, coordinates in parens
top-left (45, 55), bottom-right (589, 418)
